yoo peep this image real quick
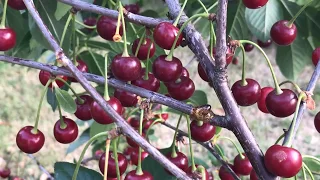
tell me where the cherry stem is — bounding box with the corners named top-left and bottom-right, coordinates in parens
top-left (55, 77), bottom-right (84, 104)
top-left (239, 40), bottom-right (282, 94)
top-left (119, 2), bottom-right (129, 57)
top-left (303, 155), bottom-right (320, 164)
top-left (287, 0), bottom-right (313, 27)
top-left (170, 114), bottom-right (183, 158)
top-left (136, 108), bottom-right (144, 176)
top-left (167, 13), bottom-right (209, 61)
top-left (239, 44), bottom-right (248, 86)
top-left (274, 133), bottom-right (285, 145)
top-left (103, 139), bottom-right (111, 180)
top-left (303, 162), bottom-right (315, 180)
top-left (173, 0), bottom-right (188, 26)
top-left (209, 22), bottom-right (216, 57)
top-left (145, 119), bottom-right (164, 142)
top-left (196, 165), bottom-right (206, 180)
top-left (195, 0), bottom-right (209, 14)
top-left (283, 92), bottom-right (306, 147)
top-left (112, 138), bottom-right (121, 180)
top-left (125, 107), bottom-right (140, 119)
top-left (144, 38), bottom-right (154, 80)
top-left (113, 0), bottom-right (122, 42)
top-left (193, 2), bottom-right (218, 24)
top-left (279, 80), bottom-right (302, 93)
top-left (72, 132), bottom-right (109, 180)
top-left (75, 19), bottom-right (96, 29)
top-left (104, 53), bottom-right (110, 101)
top-left (72, 13), bottom-right (77, 65)
top-left (60, 13), bottom-right (73, 48)
top-left (302, 164), bottom-right (307, 180)
top-left (186, 115), bottom-right (196, 171)
top-left (134, 30), bottom-right (146, 57)
top-left (218, 136), bottom-right (245, 159)
top-left (214, 144), bottom-right (227, 161)
top-left (89, 50), bottom-right (104, 76)
top-left (32, 79), bottom-right (52, 134)
top-left (56, 98), bottom-right (67, 129)
top-left (0, 0), bottom-right (8, 28)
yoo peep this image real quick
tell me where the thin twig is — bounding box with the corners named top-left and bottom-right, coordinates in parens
top-left (27, 154), bottom-right (54, 180)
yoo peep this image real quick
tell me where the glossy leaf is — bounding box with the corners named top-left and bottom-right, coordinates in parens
top-left (186, 90), bottom-right (208, 106)
top-left (55, 88), bottom-right (77, 113)
top-left (303, 156), bottom-right (320, 174)
top-left (66, 128), bottom-right (90, 154)
top-left (54, 162), bottom-right (103, 180)
top-left (227, 0), bottom-right (250, 40)
top-left (89, 121), bottom-right (115, 138)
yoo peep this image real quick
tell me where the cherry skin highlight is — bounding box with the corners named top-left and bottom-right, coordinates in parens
top-left (257, 39), bottom-right (272, 48)
top-left (91, 97), bottom-right (123, 124)
top-left (16, 126), bottom-right (45, 154)
top-left (111, 55), bottom-right (142, 82)
top-left (114, 89), bottom-right (138, 107)
top-left (0, 28), bottom-right (16, 51)
top-left (314, 111), bottom-right (320, 133)
top-left (233, 153), bottom-right (252, 175)
top-left (53, 117), bottom-right (78, 144)
top-left (132, 38), bottom-right (156, 60)
top-left (181, 67), bottom-right (189, 77)
top-left (130, 148), bottom-right (149, 166)
top-left (97, 16), bottom-right (122, 41)
top-left (166, 76), bottom-right (195, 101)
top-left (312, 47), bottom-right (320, 66)
top-left (270, 20), bottom-right (297, 46)
top-left (152, 55), bottom-right (183, 82)
top-left (153, 22), bottom-right (182, 50)
top-left (257, 87), bottom-right (273, 113)
top-left (242, 0), bottom-right (268, 9)
top-left (75, 95), bottom-right (94, 121)
top-left (231, 79), bottom-right (261, 106)
top-left (190, 121), bottom-right (216, 142)
top-left (99, 152), bottom-right (128, 178)
top-left (265, 89), bottom-right (298, 117)
top-left (244, 43), bottom-right (254, 52)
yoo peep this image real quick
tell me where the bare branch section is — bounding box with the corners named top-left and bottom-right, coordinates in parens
top-left (22, 0), bottom-right (190, 179)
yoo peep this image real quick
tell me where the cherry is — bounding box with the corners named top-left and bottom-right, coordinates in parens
top-left (97, 16), bottom-right (122, 41)
top-left (231, 79), bottom-right (261, 106)
top-left (232, 57), bottom-right (239, 65)
top-left (242, 0), bottom-right (268, 9)
top-left (315, 112), bottom-right (320, 133)
top-left (126, 133), bottom-right (146, 148)
top-left (219, 164), bottom-right (239, 180)
top-left (16, 126), bottom-right (45, 154)
top-left (124, 170), bottom-right (153, 180)
top-left (233, 153), bottom-right (252, 175)
top-left (95, 149), bottom-right (104, 159)
top-left (270, 20), bottom-right (297, 46)
top-left (91, 97), bottom-right (123, 124)
top-left (166, 76), bottom-right (195, 100)
top-left (123, 146), bottom-right (135, 158)
top-left (186, 165), bottom-right (209, 180)
top-left (130, 148), bottom-right (149, 166)
top-left (124, 4), bottom-right (140, 14)
top-left (142, 120), bottom-right (153, 131)
top-left (250, 170), bottom-right (258, 180)
top-left (244, 43), bottom-right (254, 52)
top-left (111, 55), bottom-right (142, 82)
top-left (211, 47), bottom-right (234, 65)
top-left (74, 95), bottom-right (94, 121)
top-left (257, 87), bottom-right (273, 113)
top-left (132, 72), bottom-right (160, 92)
top-left (198, 63), bottom-right (209, 82)
top-left (8, 0), bottom-right (26, 10)
top-left (0, 168), bottom-right (10, 178)
top-left (312, 47), bottom-right (320, 66)
top-left (257, 39), bottom-right (272, 48)
top-left (152, 55), bottom-right (183, 82)
top-left (153, 22), bottom-right (183, 50)
top-left (83, 17), bottom-right (97, 31)
top-left (38, 70), bottom-right (67, 88)
top-left (264, 145), bottom-right (302, 178)
top-left (181, 67), bottom-right (189, 77)
top-left (114, 89), bottom-right (138, 107)
top-left (156, 113), bottom-right (169, 121)
top-left (165, 151), bottom-right (188, 174)
top-left (0, 28), bottom-right (16, 51)
top-left (129, 117), bottom-right (141, 129)
top-left (69, 60), bottom-right (89, 82)
top-left (131, 38), bottom-right (156, 60)
top-left (99, 151), bottom-right (128, 178)
top-left (265, 89), bottom-right (298, 117)
top-left (53, 117), bottom-right (78, 144)
top-left (190, 121), bottom-right (216, 142)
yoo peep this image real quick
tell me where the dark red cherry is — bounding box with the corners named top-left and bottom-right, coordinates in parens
top-left (130, 148), bottom-right (148, 166)
top-left (270, 20), bottom-right (297, 46)
top-left (153, 22), bottom-right (183, 50)
top-left (264, 145), bottom-right (302, 178)
top-left (0, 168), bottom-right (10, 178)
top-left (257, 87), bottom-right (273, 113)
top-left (132, 73), bottom-right (160, 92)
top-left (312, 47), bottom-right (320, 66)
top-left (233, 153), bottom-right (252, 175)
top-left (132, 38), bottom-right (156, 60)
top-left (0, 28), bottom-right (16, 51)
top-left (124, 4), bottom-right (140, 14)
top-left (265, 89), bottom-right (297, 117)
top-left (124, 170), bottom-right (153, 180)
top-left (8, 0), bottom-right (26, 10)
top-left (232, 57), bottom-right (239, 65)
top-left (244, 43), bottom-right (254, 52)
top-left (166, 76), bottom-right (195, 100)
top-left (111, 55), bottom-right (142, 81)
top-left (53, 117), bottom-right (78, 144)
top-left (69, 60), bottom-right (89, 82)
top-left (314, 112), bottom-right (320, 133)
top-left (157, 113), bottom-right (169, 121)
top-left (38, 70), bottom-right (67, 88)
top-left (198, 63), bottom-right (209, 82)
top-left (16, 126), bottom-right (45, 154)
top-left (75, 95), bottom-right (94, 121)
top-left (165, 151), bottom-right (188, 174)
top-left (186, 165), bottom-right (209, 180)
top-left (152, 55), bottom-right (183, 82)
top-left (242, 0), bottom-right (268, 9)
top-left (257, 39), bottom-right (272, 48)
top-left (219, 164), bottom-right (240, 180)
top-left (190, 121), bottom-right (216, 142)
top-left (123, 146), bottom-right (135, 158)
top-left (212, 47), bottom-right (234, 65)
top-left (181, 67), bottom-right (189, 77)
top-left (126, 133), bottom-right (146, 148)
top-left (114, 89), bottom-right (138, 107)
top-left (129, 117), bottom-right (141, 130)
top-left (250, 170), bottom-right (258, 180)
top-left (91, 97), bottom-right (123, 124)
top-left (97, 16), bottom-right (122, 41)
top-left (231, 78), bottom-right (261, 106)
top-left (99, 152), bottom-right (128, 178)
top-left (83, 17), bottom-right (97, 27)
top-left (142, 120), bottom-right (153, 131)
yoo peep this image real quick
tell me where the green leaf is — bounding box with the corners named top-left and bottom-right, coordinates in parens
top-left (78, 51), bottom-right (111, 76)
top-left (191, 157), bottom-right (209, 169)
top-left (55, 2), bottom-right (72, 21)
top-left (227, 0), bottom-right (250, 40)
top-left (54, 162), bottom-right (103, 180)
top-left (55, 88), bottom-right (77, 113)
top-left (288, 0), bottom-right (320, 10)
top-left (186, 90), bottom-right (208, 106)
top-left (89, 121), bottom-right (115, 138)
top-left (47, 88), bottom-right (58, 111)
top-left (66, 128), bottom-right (90, 154)
top-left (303, 156), bottom-right (320, 174)
top-left (245, 0), bottom-right (284, 42)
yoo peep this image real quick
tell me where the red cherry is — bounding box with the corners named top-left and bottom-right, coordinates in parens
top-left (95, 150), bottom-right (104, 158)
top-left (257, 39), bottom-right (272, 48)
top-left (186, 165), bottom-right (209, 180)
top-left (97, 16), bottom-right (122, 41)
top-left (132, 72), bottom-right (160, 92)
top-left (124, 4), bottom-right (140, 14)
top-left (198, 63), bottom-right (209, 82)
top-left (83, 17), bottom-right (97, 28)
top-left (91, 97), bottom-right (123, 124)
top-left (219, 164), bottom-right (239, 180)
top-left (8, 0), bottom-right (26, 10)
top-left (114, 89), bottom-right (138, 107)
top-left (265, 89), bottom-right (298, 117)
top-left (166, 76), bottom-right (195, 101)
top-left (99, 152), bottom-right (128, 178)
top-left (250, 170), bottom-right (258, 180)
top-left (153, 22), bottom-right (182, 50)
top-left (212, 47), bottom-right (234, 65)
top-left (124, 170), bottom-right (153, 180)
top-left (242, 0), bottom-right (268, 9)
top-left (231, 79), bottom-right (261, 106)
top-left (233, 153), bottom-right (252, 175)
top-left (158, 113), bottom-right (169, 121)
top-left (314, 112), bottom-right (320, 133)
top-left (126, 133), bottom-right (146, 148)
top-left (132, 38), bottom-right (156, 60)
top-left (270, 20), bottom-right (297, 46)
top-left (190, 121), bottom-right (216, 142)
top-left (152, 55), bottom-right (183, 82)
top-left (181, 67), bottom-right (189, 77)
top-left (142, 120), bottom-right (153, 131)
top-left (0, 28), bottom-right (16, 51)
top-left (264, 145), bottom-right (302, 178)
top-left (75, 95), bottom-right (94, 121)
top-left (232, 57), bottom-right (239, 65)
top-left (111, 55), bottom-right (142, 81)
top-left (38, 70), bottom-right (67, 88)
top-left (0, 168), bottom-right (10, 178)
top-left (130, 148), bottom-right (148, 166)
top-left (129, 117), bottom-right (141, 130)
top-left (165, 151), bottom-right (189, 174)
top-left (123, 146), bottom-right (135, 158)
top-left (257, 87), bottom-right (273, 113)
top-left (244, 43), bottom-right (254, 52)
top-left (312, 47), bottom-right (320, 66)
top-left (16, 126), bottom-right (45, 154)
top-left (69, 60), bottom-right (89, 82)
top-left (53, 117), bottom-right (78, 144)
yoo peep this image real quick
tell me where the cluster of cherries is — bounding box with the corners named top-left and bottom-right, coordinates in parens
top-left (0, 167), bottom-right (22, 180)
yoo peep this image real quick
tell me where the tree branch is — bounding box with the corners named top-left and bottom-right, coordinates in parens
top-left (27, 154), bottom-right (54, 180)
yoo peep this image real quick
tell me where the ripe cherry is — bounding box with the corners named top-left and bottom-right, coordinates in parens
top-left (271, 20), bottom-right (297, 46)
top-left (231, 79), bottom-right (261, 106)
top-left (232, 57), bottom-right (239, 65)
top-left (97, 16), bottom-right (122, 41)
top-left (8, 0), bottom-right (26, 10)
top-left (91, 97), bottom-right (123, 124)
top-left (16, 126), bottom-right (45, 154)
top-left (111, 55), bottom-right (142, 81)
top-left (181, 67), bottom-right (189, 77)
top-left (130, 148), bottom-right (149, 166)
top-left (186, 165), bottom-right (209, 180)
top-left (75, 95), bottom-right (94, 121)
top-left (166, 76), bottom-right (195, 100)
top-left (0, 168), bottom-right (10, 178)
top-left (312, 47), bottom-right (320, 66)
top-left (265, 89), bottom-right (297, 117)
top-left (198, 63), bottom-right (209, 82)
top-left (124, 4), bottom-right (140, 14)
top-left (142, 120), bottom-right (153, 131)
top-left (124, 170), bottom-right (153, 180)
top-left (132, 72), bottom-right (160, 92)
top-left (69, 60), bottom-right (89, 82)
top-left (257, 87), bottom-right (273, 113)
top-left (156, 113), bottom-right (169, 121)
top-left (264, 145), bottom-right (302, 178)
top-left (83, 17), bottom-right (97, 30)
top-left (114, 89), bottom-right (138, 107)
top-left (0, 28), bottom-right (16, 51)
top-left (128, 117), bottom-right (141, 130)
top-left (257, 39), bottom-right (272, 48)
top-left (165, 151), bottom-right (188, 174)
top-left (233, 153), bottom-right (252, 175)
top-left (190, 121), bottom-right (216, 142)
top-left (38, 70), bottom-right (67, 88)
top-left (211, 47), bottom-right (234, 65)
top-left (244, 43), bottom-right (254, 52)
top-left (219, 164), bottom-right (239, 180)
top-left (123, 146), bottom-right (135, 158)
top-left (250, 170), bottom-right (258, 180)
top-left (132, 38), bottom-right (155, 60)
top-left (314, 112), bottom-right (320, 133)
top-left (95, 150), bottom-right (104, 159)
top-left (242, 0), bottom-right (268, 9)
top-left (99, 152), bottom-right (128, 178)
top-left (152, 55), bottom-right (182, 82)
top-left (153, 22), bottom-right (182, 50)
top-left (126, 133), bottom-right (146, 148)
top-left (53, 117), bottom-right (78, 144)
